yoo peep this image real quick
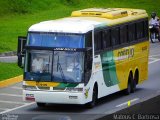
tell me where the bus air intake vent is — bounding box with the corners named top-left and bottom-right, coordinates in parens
top-left (71, 8), bottom-right (128, 19)
top-left (37, 86), bottom-right (50, 90)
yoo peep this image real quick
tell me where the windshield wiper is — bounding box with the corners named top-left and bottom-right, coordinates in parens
top-left (57, 55), bottom-right (66, 82)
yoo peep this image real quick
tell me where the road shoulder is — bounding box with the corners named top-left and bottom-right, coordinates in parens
top-left (0, 75), bottom-right (23, 88)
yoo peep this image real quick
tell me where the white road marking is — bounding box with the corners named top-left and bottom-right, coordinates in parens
top-left (0, 108), bottom-right (9, 110)
top-left (116, 98), bottom-right (139, 108)
top-left (149, 54), bottom-right (160, 57)
top-left (0, 93), bottom-right (22, 97)
top-left (149, 59), bottom-right (160, 64)
top-left (0, 102), bottom-right (35, 114)
top-left (0, 100), bottom-right (25, 105)
top-left (149, 57), bottom-right (158, 60)
top-left (148, 55), bottom-right (160, 64)
top-left (11, 86), bottom-right (23, 90)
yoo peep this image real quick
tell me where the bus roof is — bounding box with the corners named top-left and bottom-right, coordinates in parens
top-left (28, 8), bottom-right (148, 33)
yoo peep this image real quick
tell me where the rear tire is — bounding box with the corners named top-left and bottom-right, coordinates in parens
top-left (158, 34), bottom-right (160, 42)
top-left (125, 81), bottom-right (131, 95)
top-left (124, 74), bottom-right (133, 95)
top-left (37, 102), bottom-right (46, 107)
top-left (131, 78), bottom-right (136, 93)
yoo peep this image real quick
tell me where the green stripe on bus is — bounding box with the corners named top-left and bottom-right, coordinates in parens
top-left (56, 83), bottom-right (79, 88)
top-left (101, 51), bottom-right (119, 87)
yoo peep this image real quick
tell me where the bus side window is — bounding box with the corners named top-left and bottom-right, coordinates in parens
top-left (136, 21), bottom-right (144, 40)
top-left (128, 23), bottom-right (136, 42)
top-left (144, 20), bottom-right (149, 38)
top-left (111, 27), bottom-right (120, 46)
top-left (94, 31), bottom-right (103, 51)
top-left (120, 25), bottom-right (128, 44)
top-left (102, 29), bottom-right (111, 49)
top-left (84, 49), bottom-right (92, 84)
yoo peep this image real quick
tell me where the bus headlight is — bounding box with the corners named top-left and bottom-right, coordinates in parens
top-left (66, 88), bottom-right (83, 92)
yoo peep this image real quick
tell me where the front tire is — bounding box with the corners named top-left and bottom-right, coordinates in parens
top-left (37, 102), bottom-right (46, 107)
top-left (158, 34), bottom-right (160, 42)
top-left (87, 86), bottom-right (98, 108)
top-left (150, 32), bottom-right (155, 43)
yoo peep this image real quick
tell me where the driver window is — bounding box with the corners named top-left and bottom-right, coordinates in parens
top-left (31, 54), bottom-right (44, 73)
top-left (30, 51), bottom-right (52, 73)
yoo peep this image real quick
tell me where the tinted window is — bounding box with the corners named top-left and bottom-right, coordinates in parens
top-left (28, 33), bottom-right (85, 48)
top-left (120, 26), bottom-right (128, 44)
top-left (102, 30), bottom-right (111, 49)
top-left (94, 31), bottom-right (102, 51)
top-left (111, 27), bottom-right (120, 46)
top-left (136, 21), bottom-right (144, 39)
top-left (128, 23), bottom-right (136, 42)
top-left (144, 20), bottom-right (149, 38)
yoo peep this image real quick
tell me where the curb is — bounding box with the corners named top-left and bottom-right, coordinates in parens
top-left (0, 75), bottom-right (23, 88)
top-left (0, 51), bottom-right (16, 57)
top-left (0, 56), bottom-right (17, 63)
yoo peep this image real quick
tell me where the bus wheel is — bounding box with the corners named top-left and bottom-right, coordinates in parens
top-left (124, 74), bottom-right (133, 95)
top-left (87, 85), bottom-right (98, 108)
top-left (132, 70), bottom-right (138, 93)
top-left (37, 102), bottom-right (46, 107)
top-left (131, 77), bottom-right (136, 93)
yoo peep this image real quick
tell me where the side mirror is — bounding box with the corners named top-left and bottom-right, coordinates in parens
top-left (17, 36), bottom-right (27, 68)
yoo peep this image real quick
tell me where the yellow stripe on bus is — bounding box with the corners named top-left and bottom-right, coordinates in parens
top-left (25, 81), bottom-right (60, 87)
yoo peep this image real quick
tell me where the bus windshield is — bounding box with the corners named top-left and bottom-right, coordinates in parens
top-left (24, 50), bottom-right (84, 83)
top-left (28, 33), bottom-right (85, 48)
top-left (53, 51), bottom-right (84, 83)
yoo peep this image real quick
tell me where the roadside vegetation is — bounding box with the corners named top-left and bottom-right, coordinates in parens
top-left (0, 0), bottom-right (159, 80)
top-left (0, 62), bottom-right (22, 81)
top-left (0, 0), bottom-right (160, 53)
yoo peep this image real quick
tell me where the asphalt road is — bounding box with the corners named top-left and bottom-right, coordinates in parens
top-left (0, 56), bottom-right (17, 63)
top-left (0, 42), bottom-right (160, 120)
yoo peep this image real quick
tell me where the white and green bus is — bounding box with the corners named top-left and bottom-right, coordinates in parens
top-left (17, 8), bottom-right (149, 107)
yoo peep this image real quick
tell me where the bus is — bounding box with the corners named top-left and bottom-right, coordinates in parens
top-left (17, 8), bottom-right (149, 108)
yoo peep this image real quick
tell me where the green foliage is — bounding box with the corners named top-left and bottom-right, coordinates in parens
top-left (0, 0), bottom-right (160, 80)
top-left (61, 0), bottom-right (81, 6)
top-left (6, 0), bottom-right (32, 14)
top-left (0, 62), bottom-right (23, 81)
top-left (0, 0), bottom-right (160, 53)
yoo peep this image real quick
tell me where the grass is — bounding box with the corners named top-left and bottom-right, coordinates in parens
top-left (0, 0), bottom-right (160, 81)
top-left (0, 62), bottom-right (23, 81)
top-left (0, 0), bottom-right (160, 53)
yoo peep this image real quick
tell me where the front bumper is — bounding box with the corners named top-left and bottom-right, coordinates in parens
top-left (23, 90), bottom-right (86, 104)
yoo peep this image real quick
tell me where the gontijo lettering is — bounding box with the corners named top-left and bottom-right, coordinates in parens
top-left (118, 48), bottom-right (134, 58)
